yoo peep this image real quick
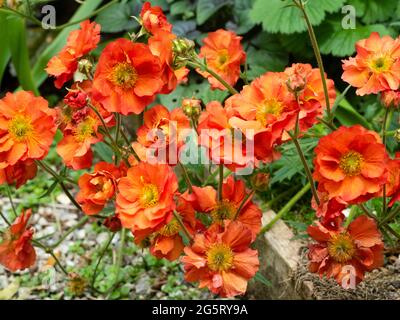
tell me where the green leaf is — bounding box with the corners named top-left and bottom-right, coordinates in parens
top-left (93, 142), bottom-right (113, 162)
top-left (6, 15), bottom-right (39, 94)
top-left (196, 0), bottom-right (232, 25)
top-left (334, 93), bottom-right (371, 129)
top-left (95, 2), bottom-right (137, 33)
top-left (30, 0), bottom-right (103, 89)
top-left (359, 0), bottom-right (397, 24)
top-left (318, 21), bottom-right (393, 57)
top-left (254, 272), bottom-right (272, 287)
top-left (228, 0), bottom-right (256, 35)
top-left (39, 179), bottom-right (59, 199)
top-left (0, 12), bottom-right (11, 89)
top-left (246, 46), bottom-right (288, 80)
top-left (250, 0), bottom-right (345, 34)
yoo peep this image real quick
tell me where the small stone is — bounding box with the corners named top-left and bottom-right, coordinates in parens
top-left (135, 275), bottom-right (151, 295)
top-left (57, 194), bottom-right (71, 205)
top-left (38, 217), bottom-right (48, 226)
top-left (96, 232), bottom-right (109, 245)
top-left (76, 229), bottom-right (86, 240)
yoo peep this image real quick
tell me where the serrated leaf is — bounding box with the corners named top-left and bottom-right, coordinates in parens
top-left (250, 0), bottom-right (345, 34)
top-left (196, 0), bottom-right (231, 25)
top-left (359, 0), bottom-right (397, 24)
top-left (95, 2), bottom-right (137, 33)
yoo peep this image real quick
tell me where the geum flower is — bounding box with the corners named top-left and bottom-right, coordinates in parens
top-left (312, 188), bottom-right (347, 230)
top-left (386, 153), bottom-right (400, 207)
top-left (0, 209), bottom-right (36, 272)
top-left (46, 20), bottom-right (100, 89)
top-left (116, 162), bottom-right (178, 231)
top-left (140, 1), bottom-right (172, 35)
top-left (313, 125), bottom-right (388, 203)
top-left (0, 159), bottom-right (37, 189)
top-left (197, 101), bottom-right (260, 172)
top-left (133, 104), bottom-right (190, 164)
top-left (92, 38), bottom-right (164, 115)
top-left (184, 176), bottom-right (262, 240)
top-left (0, 91), bottom-right (57, 169)
top-left (181, 221), bottom-right (259, 298)
top-left (197, 29), bottom-right (246, 91)
top-left (76, 162), bottom-right (127, 215)
top-left (307, 215), bottom-right (384, 287)
top-left (342, 32), bottom-right (400, 96)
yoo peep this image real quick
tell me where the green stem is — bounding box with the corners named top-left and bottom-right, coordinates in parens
top-left (295, 0), bottom-right (332, 122)
top-left (234, 190), bottom-right (255, 220)
top-left (186, 60), bottom-right (239, 95)
top-left (344, 205), bottom-right (358, 227)
top-left (106, 228), bottom-right (126, 299)
top-left (32, 240), bottom-right (68, 275)
top-left (6, 185), bottom-right (17, 218)
top-left (50, 216), bottom-right (89, 249)
top-left (0, 211), bottom-right (11, 227)
top-left (173, 210), bottom-right (193, 242)
top-left (382, 107), bottom-right (390, 218)
top-left (380, 205), bottom-right (400, 226)
top-left (91, 232), bottom-right (115, 289)
top-left (178, 162), bottom-right (194, 193)
top-left (259, 183), bottom-right (311, 234)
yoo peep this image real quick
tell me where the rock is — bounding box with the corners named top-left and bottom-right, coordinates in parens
top-left (38, 217), bottom-right (48, 226)
top-left (135, 275), bottom-right (151, 296)
top-left (76, 229), bottom-right (86, 240)
top-left (96, 232), bottom-right (109, 245)
top-left (57, 194), bottom-right (71, 205)
top-left (60, 213), bottom-right (78, 222)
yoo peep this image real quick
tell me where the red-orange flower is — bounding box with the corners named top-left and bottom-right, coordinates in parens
top-left (386, 153), bottom-right (400, 207)
top-left (46, 20), bottom-right (100, 88)
top-left (307, 215), bottom-right (383, 287)
top-left (0, 91), bottom-right (57, 168)
top-left (76, 162), bottom-right (127, 215)
top-left (198, 29), bottom-right (246, 91)
top-left (0, 159), bottom-right (37, 189)
top-left (381, 90), bottom-right (400, 109)
top-left (313, 125), bottom-right (388, 203)
top-left (312, 189), bottom-right (346, 230)
top-left (140, 1), bottom-right (172, 35)
top-left (182, 221), bottom-right (259, 297)
top-left (116, 162), bottom-right (178, 231)
top-left (0, 209), bottom-right (36, 272)
top-left (133, 104), bottom-right (190, 164)
top-left (92, 38), bottom-right (164, 115)
top-left (187, 176), bottom-right (262, 240)
top-left (342, 32), bottom-right (400, 96)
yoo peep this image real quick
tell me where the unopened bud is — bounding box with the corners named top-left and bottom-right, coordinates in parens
top-left (78, 59), bottom-right (93, 76)
top-left (381, 90), bottom-right (400, 109)
top-left (250, 173), bottom-right (270, 192)
top-left (172, 38), bottom-right (195, 69)
top-left (395, 129), bottom-right (400, 143)
top-left (64, 89), bottom-right (88, 110)
top-left (103, 215), bottom-right (122, 233)
top-left (182, 98), bottom-right (201, 119)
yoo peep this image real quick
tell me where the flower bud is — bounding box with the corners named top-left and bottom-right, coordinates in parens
top-left (395, 129), bottom-right (400, 143)
top-left (285, 64), bottom-right (309, 94)
top-left (103, 215), bottom-right (122, 233)
top-left (250, 173), bottom-right (270, 192)
top-left (64, 89), bottom-right (88, 110)
top-left (172, 38), bottom-right (195, 69)
top-left (181, 98), bottom-right (201, 120)
top-left (381, 90), bottom-right (400, 109)
top-left (78, 58), bottom-right (93, 76)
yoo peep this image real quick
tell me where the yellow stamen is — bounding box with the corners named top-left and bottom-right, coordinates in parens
top-left (109, 62), bottom-right (138, 89)
top-left (256, 99), bottom-right (283, 126)
top-left (206, 243), bottom-right (234, 272)
top-left (339, 151), bottom-right (363, 176)
top-left (216, 49), bottom-right (229, 71)
top-left (210, 199), bottom-right (236, 224)
top-left (8, 115), bottom-right (34, 141)
top-left (328, 233), bottom-right (356, 263)
top-left (74, 117), bottom-right (96, 142)
top-left (369, 54), bottom-right (394, 73)
top-left (140, 183), bottom-right (159, 208)
top-left (158, 218), bottom-right (181, 237)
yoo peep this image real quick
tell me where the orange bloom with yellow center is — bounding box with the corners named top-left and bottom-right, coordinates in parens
top-left (46, 20), bottom-right (100, 89)
top-left (140, 1), bottom-right (172, 35)
top-left (198, 29), bottom-right (246, 91)
top-left (76, 162), bottom-right (127, 215)
top-left (0, 91), bottom-right (57, 168)
top-left (0, 159), bottom-right (37, 189)
top-left (313, 125), bottom-right (388, 203)
top-left (92, 38), bottom-right (164, 115)
top-left (0, 209), bottom-right (36, 272)
top-left (133, 104), bottom-right (190, 164)
top-left (342, 32), bottom-right (400, 96)
top-left (116, 162), bottom-right (178, 231)
top-left (185, 176), bottom-right (262, 240)
top-left (181, 221), bottom-right (259, 297)
top-left (307, 215), bottom-right (383, 287)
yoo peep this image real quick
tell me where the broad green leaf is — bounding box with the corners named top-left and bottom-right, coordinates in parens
top-left (358, 0), bottom-right (397, 24)
top-left (0, 12), bottom-right (11, 89)
top-left (93, 142), bottom-right (113, 162)
top-left (227, 0), bottom-right (256, 35)
top-left (30, 0), bottom-right (103, 88)
top-left (246, 46), bottom-right (288, 80)
top-left (196, 0), bottom-right (232, 25)
top-left (249, 0), bottom-right (345, 34)
top-left (95, 2), bottom-right (138, 33)
top-left (6, 15), bottom-right (39, 95)
top-left (318, 21), bottom-right (393, 57)
top-left (334, 93), bottom-right (371, 129)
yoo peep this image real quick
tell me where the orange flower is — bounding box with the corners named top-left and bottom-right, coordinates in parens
top-left (0, 91), bottom-right (57, 168)
top-left (0, 159), bottom-right (37, 189)
top-left (92, 38), bottom-right (164, 115)
top-left (198, 101), bottom-right (259, 172)
top-left (381, 90), bottom-right (400, 109)
top-left (342, 32), bottom-right (400, 96)
top-left (0, 209), bottom-right (36, 272)
top-left (186, 176), bottom-right (262, 240)
top-left (76, 162), bottom-right (127, 215)
top-left (134, 104), bottom-right (190, 164)
top-left (198, 29), bottom-right (246, 91)
top-left (307, 215), bottom-right (383, 287)
top-left (181, 221), bottom-right (259, 297)
top-left (116, 162), bottom-right (178, 231)
top-left (140, 1), bottom-right (172, 35)
top-left (311, 189), bottom-right (346, 230)
top-left (46, 20), bottom-right (100, 88)
top-left (148, 30), bottom-right (189, 94)
top-left (313, 125), bottom-right (388, 203)
top-left (285, 63), bottom-right (336, 132)
top-left (386, 153), bottom-right (400, 207)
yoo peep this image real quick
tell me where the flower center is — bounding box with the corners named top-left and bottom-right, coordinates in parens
top-left (216, 49), bottom-right (229, 70)
top-left (339, 151), bottom-right (363, 176)
top-left (74, 117), bottom-right (96, 142)
top-left (109, 62), bottom-right (138, 89)
top-left (8, 115), bottom-right (34, 141)
top-left (210, 199), bottom-right (236, 224)
top-left (158, 218), bottom-right (181, 237)
top-left (206, 243), bottom-right (234, 272)
top-left (369, 54), bottom-right (393, 73)
top-left (140, 183), bottom-right (159, 208)
top-left (256, 99), bottom-right (283, 126)
top-left (328, 233), bottom-right (356, 263)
